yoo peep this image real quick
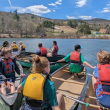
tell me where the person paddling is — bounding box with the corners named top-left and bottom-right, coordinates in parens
top-left (0, 41), bottom-right (9, 56)
top-left (0, 48), bottom-right (25, 94)
top-left (92, 50), bottom-right (110, 108)
top-left (10, 41), bottom-right (19, 56)
top-left (16, 55), bottom-right (66, 110)
top-left (47, 41), bottom-right (59, 57)
top-left (19, 41), bottom-right (26, 56)
top-left (57, 44), bottom-right (95, 74)
top-left (36, 43), bottom-right (47, 56)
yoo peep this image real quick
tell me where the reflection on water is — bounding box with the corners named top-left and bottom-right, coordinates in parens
top-left (1, 38), bottom-right (110, 74)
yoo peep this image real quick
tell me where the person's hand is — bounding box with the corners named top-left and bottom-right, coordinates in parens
top-left (57, 60), bottom-right (60, 62)
top-left (92, 66), bottom-right (96, 69)
top-left (15, 89), bottom-right (21, 93)
top-left (47, 48), bottom-right (50, 51)
top-left (20, 74), bottom-right (26, 77)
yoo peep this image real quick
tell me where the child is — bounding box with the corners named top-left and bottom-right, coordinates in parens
top-left (0, 48), bottom-right (25, 94)
top-left (19, 41), bottom-right (26, 56)
top-left (16, 55), bottom-right (65, 110)
top-left (92, 50), bottom-right (110, 108)
top-left (10, 41), bottom-right (19, 56)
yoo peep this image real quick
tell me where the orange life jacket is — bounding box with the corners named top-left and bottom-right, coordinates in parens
top-left (40, 47), bottom-right (47, 56)
top-left (94, 64), bottom-right (110, 97)
top-left (70, 52), bottom-right (80, 63)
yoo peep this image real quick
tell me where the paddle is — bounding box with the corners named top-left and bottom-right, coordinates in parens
top-left (57, 92), bottom-right (108, 109)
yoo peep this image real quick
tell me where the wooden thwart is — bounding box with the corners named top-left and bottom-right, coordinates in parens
top-left (86, 95), bottom-right (97, 100)
top-left (51, 77), bottom-right (84, 85)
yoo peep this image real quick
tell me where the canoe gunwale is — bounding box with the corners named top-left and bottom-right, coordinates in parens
top-left (77, 76), bottom-right (92, 110)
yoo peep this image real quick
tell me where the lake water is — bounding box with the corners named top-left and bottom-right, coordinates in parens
top-left (0, 38), bottom-right (110, 74)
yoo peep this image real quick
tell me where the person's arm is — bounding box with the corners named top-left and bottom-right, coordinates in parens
top-left (19, 46), bottom-right (22, 51)
top-left (83, 61), bottom-right (95, 69)
top-left (52, 106), bottom-right (60, 110)
top-left (16, 84), bottom-right (23, 93)
top-left (47, 47), bottom-right (54, 53)
top-left (57, 58), bottom-right (65, 62)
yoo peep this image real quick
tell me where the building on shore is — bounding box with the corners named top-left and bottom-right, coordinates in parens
top-left (99, 29), bottom-right (108, 34)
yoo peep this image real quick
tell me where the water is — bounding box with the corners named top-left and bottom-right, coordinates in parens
top-left (0, 38), bottom-right (110, 74)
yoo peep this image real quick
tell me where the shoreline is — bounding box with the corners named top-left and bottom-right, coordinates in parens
top-left (0, 34), bottom-right (110, 40)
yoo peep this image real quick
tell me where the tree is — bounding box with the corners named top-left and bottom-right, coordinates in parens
top-left (13, 10), bottom-right (20, 21)
top-left (1, 18), bottom-right (5, 33)
top-left (68, 20), bottom-right (78, 28)
top-left (31, 14), bottom-right (34, 19)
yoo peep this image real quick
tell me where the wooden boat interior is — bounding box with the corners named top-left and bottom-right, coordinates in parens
top-left (51, 64), bottom-right (86, 110)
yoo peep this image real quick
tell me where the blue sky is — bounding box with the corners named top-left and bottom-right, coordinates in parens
top-left (1, 0), bottom-right (110, 20)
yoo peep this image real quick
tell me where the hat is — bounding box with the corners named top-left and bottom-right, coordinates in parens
top-left (74, 45), bottom-right (83, 50)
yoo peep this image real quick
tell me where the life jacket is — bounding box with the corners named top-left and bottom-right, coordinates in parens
top-left (70, 52), bottom-right (81, 64)
top-left (11, 44), bottom-right (18, 51)
top-left (21, 44), bottom-right (25, 51)
top-left (94, 64), bottom-right (110, 108)
top-left (23, 73), bottom-right (47, 101)
top-left (1, 57), bottom-right (15, 74)
top-left (40, 47), bottom-right (47, 56)
top-left (0, 46), bottom-right (3, 53)
top-left (53, 46), bottom-right (58, 55)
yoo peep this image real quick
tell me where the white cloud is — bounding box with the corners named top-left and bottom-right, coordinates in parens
top-left (53, 10), bottom-right (56, 12)
top-left (101, 2), bottom-right (110, 13)
top-left (79, 16), bottom-right (92, 20)
top-left (7, 0), bottom-right (51, 15)
top-left (48, 3), bottom-right (56, 7)
top-left (76, 0), bottom-right (87, 7)
top-left (67, 16), bottom-right (77, 19)
top-left (48, 0), bottom-right (62, 7)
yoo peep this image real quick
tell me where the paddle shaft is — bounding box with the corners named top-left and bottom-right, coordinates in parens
top-left (57, 92), bottom-right (105, 109)
top-left (0, 76), bottom-right (22, 81)
top-left (86, 95), bottom-right (97, 100)
top-left (52, 76), bottom-right (84, 85)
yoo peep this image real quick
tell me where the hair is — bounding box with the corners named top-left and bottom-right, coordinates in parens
top-left (32, 55), bottom-right (49, 73)
top-left (38, 43), bottom-right (42, 48)
top-left (3, 41), bottom-right (9, 47)
top-left (2, 47), bottom-right (11, 56)
top-left (11, 41), bottom-right (16, 47)
top-left (19, 41), bottom-right (23, 44)
top-left (97, 50), bottom-right (110, 64)
top-left (53, 41), bottom-right (57, 45)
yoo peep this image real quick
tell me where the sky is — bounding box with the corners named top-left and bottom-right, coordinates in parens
top-left (1, 0), bottom-right (110, 20)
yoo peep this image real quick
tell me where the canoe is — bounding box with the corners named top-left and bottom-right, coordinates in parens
top-left (0, 62), bottom-right (24, 110)
top-left (51, 63), bottom-right (87, 110)
top-left (25, 52), bottom-right (65, 62)
top-left (17, 56), bottom-right (62, 73)
top-left (77, 75), bottom-right (110, 110)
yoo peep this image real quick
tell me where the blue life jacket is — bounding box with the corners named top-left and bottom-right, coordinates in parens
top-left (94, 65), bottom-right (110, 108)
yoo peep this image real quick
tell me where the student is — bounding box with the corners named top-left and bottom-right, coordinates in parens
top-left (0, 41), bottom-right (9, 56)
top-left (36, 43), bottom-right (47, 56)
top-left (57, 44), bottom-right (95, 74)
top-left (92, 50), bottom-right (110, 108)
top-left (19, 41), bottom-right (26, 55)
top-left (47, 41), bottom-right (59, 57)
top-left (16, 55), bottom-right (66, 110)
top-left (0, 48), bottom-right (25, 94)
top-left (10, 41), bottom-right (19, 56)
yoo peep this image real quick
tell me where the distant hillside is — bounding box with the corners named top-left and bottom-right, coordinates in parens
top-left (0, 11), bottom-right (110, 38)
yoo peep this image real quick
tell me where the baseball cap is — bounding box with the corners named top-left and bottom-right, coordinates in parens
top-left (74, 45), bottom-right (83, 50)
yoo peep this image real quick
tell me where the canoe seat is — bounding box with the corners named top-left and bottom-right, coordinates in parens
top-left (96, 99), bottom-right (110, 110)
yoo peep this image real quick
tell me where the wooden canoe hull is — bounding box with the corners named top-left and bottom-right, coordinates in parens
top-left (51, 63), bottom-right (87, 110)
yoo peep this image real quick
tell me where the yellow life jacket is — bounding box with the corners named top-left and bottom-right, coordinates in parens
top-left (22, 44), bottom-right (25, 50)
top-left (23, 73), bottom-right (46, 101)
top-left (0, 46), bottom-right (3, 52)
top-left (11, 44), bottom-right (18, 50)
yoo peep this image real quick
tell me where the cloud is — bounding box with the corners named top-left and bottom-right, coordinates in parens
top-left (48, 0), bottom-right (62, 7)
top-left (76, 0), bottom-right (87, 7)
top-left (101, 2), bottom-right (110, 13)
top-left (53, 10), bottom-right (56, 12)
top-left (7, 0), bottom-right (51, 15)
top-left (79, 16), bottom-right (92, 20)
top-left (67, 16), bottom-right (77, 19)
top-left (48, 3), bottom-right (56, 7)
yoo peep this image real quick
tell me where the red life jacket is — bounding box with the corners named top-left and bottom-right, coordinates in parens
top-left (53, 46), bottom-right (58, 55)
top-left (94, 64), bottom-right (110, 97)
top-left (2, 58), bottom-right (15, 74)
top-left (70, 52), bottom-right (80, 62)
top-left (40, 47), bottom-right (47, 56)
